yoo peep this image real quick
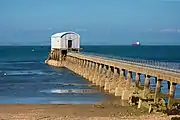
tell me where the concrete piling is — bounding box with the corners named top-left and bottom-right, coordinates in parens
top-left (143, 75), bottom-right (151, 99)
top-left (168, 82), bottom-right (177, 109)
top-left (154, 79), bottom-right (162, 103)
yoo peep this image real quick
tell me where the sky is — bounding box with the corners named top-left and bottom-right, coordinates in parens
top-left (0, 0), bottom-right (180, 45)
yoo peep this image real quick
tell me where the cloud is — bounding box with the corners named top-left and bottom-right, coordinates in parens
top-left (160, 0), bottom-right (180, 2)
top-left (159, 28), bottom-right (180, 33)
top-left (178, 29), bottom-right (180, 33)
top-left (146, 28), bottom-right (180, 33)
top-left (146, 29), bottom-right (153, 32)
top-left (47, 28), bottom-right (53, 30)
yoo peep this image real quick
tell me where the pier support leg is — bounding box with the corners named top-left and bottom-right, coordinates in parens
top-left (85, 61), bottom-right (90, 79)
top-left (82, 60), bottom-right (88, 78)
top-left (121, 71), bottom-right (133, 100)
top-left (121, 90), bottom-right (132, 101)
top-left (53, 50), bottom-right (56, 60)
top-left (55, 50), bottom-right (57, 61)
top-left (135, 73), bottom-right (141, 93)
top-left (73, 58), bottom-right (78, 73)
top-left (54, 50), bottom-right (57, 60)
top-left (99, 65), bottom-right (107, 87)
top-left (56, 50), bottom-right (58, 61)
top-left (74, 58), bottom-right (78, 73)
top-left (127, 71), bottom-right (133, 86)
top-left (109, 67), bottom-right (118, 94)
top-left (59, 50), bottom-right (62, 62)
top-left (77, 59), bottom-right (82, 74)
top-left (168, 82), bottom-right (177, 109)
top-left (57, 50), bottom-right (60, 61)
top-left (104, 66), bottom-right (112, 91)
top-left (54, 50), bottom-right (56, 60)
top-left (115, 69), bottom-right (126, 96)
top-left (96, 64), bottom-right (102, 86)
top-left (88, 62), bottom-right (95, 81)
top-left (51, 51), bottom-right (54, 60)
top-left (50, 50), bottom-right (53, 60)
top-left (92, 63), bottom-right (99, 84)
top-left (154, 79), bottom-right (162, 103)
top-left (143, 75), bottom-right (150, 99)
top-left (135, 73), bottom-right (141, 86)
top-left (80, 60), bottom-right (86, 76)
top-left (89, 61), bottom-right (94, 81)
top-left (86, 61), bottom-right (92, 80)
top-left (78, 59), bottom-right (82, 74)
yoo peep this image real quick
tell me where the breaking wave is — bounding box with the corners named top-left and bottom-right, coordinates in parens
top-left (0, 61), bottom-right (38, 65)
top-left (41, 89), bottom-right (99, 94)
top-left (1, 70), bottom-right (62, 76)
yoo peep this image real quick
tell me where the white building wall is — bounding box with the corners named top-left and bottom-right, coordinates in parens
top-left (51, 37), bottom-right (61, 50)
top-left (51, 32), bottom-right (80, 50)
top-left (77, 36), bottom-right (80, 48)
top-left (61, 36), bottom-right (66, 49)
top-left (72, 36), bottom-right (79, 49)
top-left (72, 39), bottom-right (75, 48)
top-left (73, 39), bottom-right (78, 48)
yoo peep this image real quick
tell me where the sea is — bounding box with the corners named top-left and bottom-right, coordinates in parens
top-left (0, 45), bottom-right (180, 104)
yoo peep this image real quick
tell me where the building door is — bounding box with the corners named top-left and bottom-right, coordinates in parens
top-left (68, 40), bottom-right (72, 48)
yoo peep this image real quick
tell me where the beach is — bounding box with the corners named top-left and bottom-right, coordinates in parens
top-left (0, 104), bottom-right (179, 120)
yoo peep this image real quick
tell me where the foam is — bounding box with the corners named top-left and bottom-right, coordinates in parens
top-left (41, 89), bottom-right (99, 94)
top-left (0, 61), bottom-right (37, 65)
top-left (4, 70), bottom-right (62, 76)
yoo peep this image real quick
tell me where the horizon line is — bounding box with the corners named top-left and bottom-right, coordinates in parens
top-left (0, 44), bottom-right (180, 47)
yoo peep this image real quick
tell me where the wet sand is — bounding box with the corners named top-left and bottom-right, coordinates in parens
top-left (0, 104), bottom-right (179, 120)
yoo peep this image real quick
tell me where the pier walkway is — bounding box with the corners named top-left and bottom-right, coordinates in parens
top-left (45, 50), bottom-right (180, 113)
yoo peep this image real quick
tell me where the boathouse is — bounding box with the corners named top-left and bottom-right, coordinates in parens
top-left (46, 31), bottom-right (81, 63)
top-left (51, 31), bottom-right (80, 51)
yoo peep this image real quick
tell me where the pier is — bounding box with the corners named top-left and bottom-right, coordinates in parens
top-left (45, 31), bottom-right (180, 113)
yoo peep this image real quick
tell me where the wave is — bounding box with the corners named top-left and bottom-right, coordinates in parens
top-left (47, 83), bottom-right (94, 87)
top-left (41, 89), bottom-right (99, 94)
top-left (2, 70), bottom-right (62, 76)
top-left (0, 61), bottom-right (38, 65)
top-left (0, 82), bottom-right (92, 87)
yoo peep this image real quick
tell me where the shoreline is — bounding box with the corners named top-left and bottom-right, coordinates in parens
top-left (0, 104), bottom-right (179, 120)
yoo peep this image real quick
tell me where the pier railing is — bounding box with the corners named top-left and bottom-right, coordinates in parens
top-left (69, 51), bottom-right (180, 73)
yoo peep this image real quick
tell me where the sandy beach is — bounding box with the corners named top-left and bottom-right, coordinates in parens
top-left (0, 104), bottom-right (179, 120)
